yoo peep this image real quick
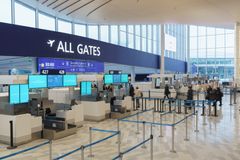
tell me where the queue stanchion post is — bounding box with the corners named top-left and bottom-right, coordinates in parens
top-left (142, 97), bottom-right (144, 111)
top-left (159, 113), bottom-right (163, 137)
top-left (150, 124), bottom-right (153, 135)
top-left (136, 111), bottom-right (140, 134)
top-left (81, 145), bottom-right (85, 160)
top-left (145, 98), bottom-right (147, 110)
top-left (88, 127), bottom-right (94, 157)
top-left (49, 139), bottom-right (52, 160)
top-left (203, 111), bottom-right (207, 125)
top-left (118, 131), bottom-right (121, 155)
top-left (154, 99), bottom-right (156, 112)
top-left (150, 134), bottom-right (153, 160)
top-left (133, 97), bottom-right (136, 111)
top-left (7, 120), bottom-right (17, 149)
top-left (170, 124), bottom-right (176, 153)
top-left (195, 111), bottom-right (199, 132)
top-left (201, 101), bottom-right (205, 116)
top-left (157, 99), bottom-right (160, 112)
top-left (184, 113), bottom-right (189, 141)
top-left (141, 121), bottom-right (147, 149)
top-left (234, 88), bottom-right (237, 104)
top-left (152, 109), bottom-right (155, 123)
top-left (208, 101), bottom-right (211, 116)
top-left (230, 89), bottom-right (232, 105)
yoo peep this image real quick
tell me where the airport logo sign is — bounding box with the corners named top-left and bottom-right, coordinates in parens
top-left (46, 40), bottom-right (101, 57)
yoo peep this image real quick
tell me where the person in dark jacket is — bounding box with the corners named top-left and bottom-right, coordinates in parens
top-left (164, 84), bottom-right (171, 99)
top-left (216, 87), bottom-right (223, 106)
top-left (187, 86), bottom-right (193, 101)
top-left (129, 84), bottom-right (135, 99)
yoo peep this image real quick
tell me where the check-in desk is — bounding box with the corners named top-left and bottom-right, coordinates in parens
top-left (81, 101), bottom-right (110, 121)
top-left (48, 88), bottom-right (80, 104)
top-left (0, 114), bottom-right (42, 145)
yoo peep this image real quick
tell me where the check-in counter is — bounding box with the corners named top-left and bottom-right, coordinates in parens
top-left (122, 96), bottom-right (133, 111)
top-left (0, 114), bottom-right (42, 145)
top-left (56, 104), bottom-right (84, 127)
top-left (81, 101), bottom-right (110, 121)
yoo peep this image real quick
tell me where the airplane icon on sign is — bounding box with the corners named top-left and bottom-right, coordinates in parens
top-left (47, 40), bottom-right (55, 47)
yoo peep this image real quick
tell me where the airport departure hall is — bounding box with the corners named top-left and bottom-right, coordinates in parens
top-left (0, 0), bottom-right (240, 160)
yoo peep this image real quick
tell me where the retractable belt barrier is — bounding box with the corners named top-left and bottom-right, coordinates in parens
top-left (0, 140), bottom-right (51, 160)
top-left (112, 135), bottom-right (153, 160)
top-left (54, 128), bottom-right (119, 160)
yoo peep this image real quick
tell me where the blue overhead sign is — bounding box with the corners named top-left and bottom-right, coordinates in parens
top-left (38, 58), bottom-right (104, 73)
top-left (0, 22), bottom-right (187, 73)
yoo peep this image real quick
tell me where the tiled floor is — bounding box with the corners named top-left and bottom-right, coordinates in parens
top-left (0, 94), bottom-right (240, 160)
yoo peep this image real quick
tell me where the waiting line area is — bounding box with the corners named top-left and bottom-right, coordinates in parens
top-left (0, 94), bottom-right (239, 160)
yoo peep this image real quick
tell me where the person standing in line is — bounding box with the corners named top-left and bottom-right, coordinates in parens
top-left (162, 84), bottom-right (171, 103)
top-left (135, 86), bottom-right (142, 109)
top-left (129, 84), bottom-right (135, 100)
top-left (216, 87), bottom-right (223, 106)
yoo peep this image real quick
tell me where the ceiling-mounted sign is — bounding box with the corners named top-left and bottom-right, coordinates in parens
top-left (165, 34), bottom-right (176, 52)
top-left (46, 40), bottom-right (101, 56)
top-left (38, 58), bottom-right (104, 73)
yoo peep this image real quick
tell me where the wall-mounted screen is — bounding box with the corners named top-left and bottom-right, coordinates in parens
top-left (104, 74), bottom-right (113, 84)
top-left (63, 75), bottom-right (77, 87)
top-left (29, 75), bottom-right (47, 89)
top-left (9, 85), bottom-right (20, 104)
top-left (48, 75), bottom-right (63, 88)
top-left (20, 84), bottom-right (29, 103)
top-left (113, 75), bottom-right (121, 83)
top-left (121, 74), bottom-right (128, 83)
top-left (81, 81), bottom-right (92, 96)
top-left (155, 78), bottom-right (161, 88)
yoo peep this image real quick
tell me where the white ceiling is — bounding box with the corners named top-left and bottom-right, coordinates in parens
top-left (33, 0), bottom-right (240, 28)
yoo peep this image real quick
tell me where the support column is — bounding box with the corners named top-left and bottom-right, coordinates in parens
top-left (160, 24), bottom-right (165, 74)
top-left (234, 22), bottom-right (240, 86)
top-left (31, 57), bottom-right (37, 74)
top-left (131, 66), bottom-right (135, 83)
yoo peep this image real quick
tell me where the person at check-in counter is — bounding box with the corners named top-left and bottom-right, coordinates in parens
top-left (129, 84), bottom-right (135, 100)
top-left (134, 86), bottom-right (142, 109)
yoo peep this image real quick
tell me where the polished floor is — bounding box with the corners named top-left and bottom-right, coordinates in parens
top-left (0, 94), bottom-right (240, 160)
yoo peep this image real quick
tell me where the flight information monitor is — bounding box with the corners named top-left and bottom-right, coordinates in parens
top-left (63, 75), bottom-right (77, 87)
top-left (121, 74), bottom-right (128, 83)
top-left (20, 84), bottom-right (29, 103)
top-left (104, 74), bottom-right (113, 84)
top-left (48, 75), bottom-right (63, 88)
top-left (29, 75), bottom-right (47, 89)
top-left (9, 84), bottom-right (20, 104)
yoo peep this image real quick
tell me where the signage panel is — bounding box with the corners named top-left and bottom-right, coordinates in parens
top-left (38, 58), bottom-right (104, 73)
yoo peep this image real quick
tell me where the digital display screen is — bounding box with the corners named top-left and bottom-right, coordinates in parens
top-left (9, 85), bottom-right (20, 104)
top-left (81, 81), bottom-right (92, 96)
top-left (48, 75), bottom-right (63, 88)
top-left (29, 75), bottom-right (47, 89)
top-left (38, 58), bottom-right (104, 73)
top-left (113, 75), bottom-right (121, 83)
top-left (63, 75), bottom-right (77, 86)
top-left (121, 74), bottom-right (128, 83)
top-left (20, 84), bottom-right (29, 103)
top-left (104, 74), bottom-right (113, 84)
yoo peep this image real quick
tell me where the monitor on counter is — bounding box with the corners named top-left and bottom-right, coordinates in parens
top-left (113, 74), bottom-right (121, 83)
top-left (104, 74), bottom-right (113, 84)
top-left (9, 84), bottom-right (20, 104)
top-left (48, 75), bottom-right (63, 88)
top-left (63, 75), bottom-right (77, 87)
top-left (20, 84), bottom-right (29, 103)
top-left (29, 75), bottom-right (47, 89)
top-left (81, 81), bottom-right (92, 96)
top-left (121, 74), bottom-right (129, 83)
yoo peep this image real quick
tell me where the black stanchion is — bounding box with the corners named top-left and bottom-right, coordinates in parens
top-left (148, 90), bottom-right (151, 99)
top-left (133, 98), bottom-right (136, 111)
top-left (157, 99), bottom-right (160, 112)
top-left (142, 98), bottom-right (144, 111)
top-left (7, 121), bottom-right (17, 149)
top-left (144, 98), bottom-right (147, 111)
top-left (201, 101), bottom-right (205, 116)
